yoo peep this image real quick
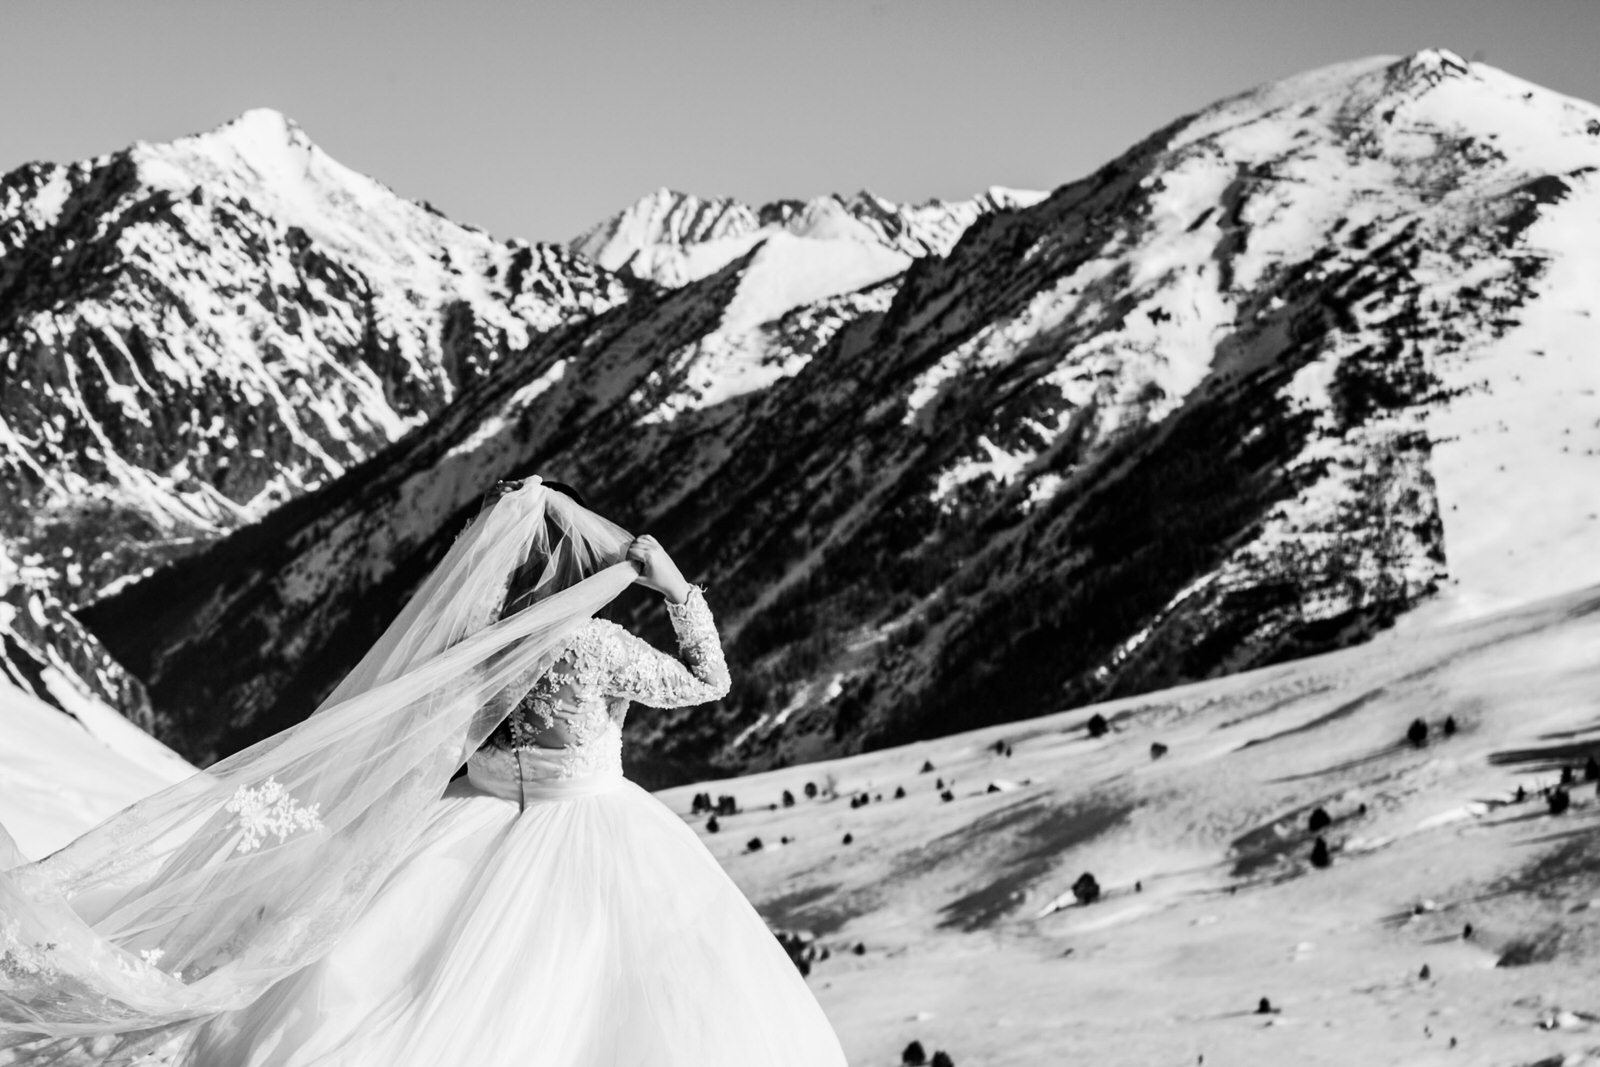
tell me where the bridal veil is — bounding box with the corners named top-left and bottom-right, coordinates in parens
top-left (0, 479), bottom-right (635, 1056)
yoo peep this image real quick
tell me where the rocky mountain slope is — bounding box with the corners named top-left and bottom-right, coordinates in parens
top-left (0, 107), bottom-right (633, 603)
top-left (74, 50), bottom-right (1600, 785)
top-left (0, 112), bottom-right (1024, 727)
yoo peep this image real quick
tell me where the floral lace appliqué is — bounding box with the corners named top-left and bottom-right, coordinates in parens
top-left (226, 777), bottom-right (325, 853)
top-left (0, 918), bottom-right (59, 984)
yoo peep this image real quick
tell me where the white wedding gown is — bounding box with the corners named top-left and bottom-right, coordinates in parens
top-left (164, 587), bottom-right (847, 1066)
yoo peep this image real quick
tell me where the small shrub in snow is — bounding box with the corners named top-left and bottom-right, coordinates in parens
top-left (1072, 872), bottom-right (1101, 905)
top-left (1310, 836), bottom-right (1331, 868)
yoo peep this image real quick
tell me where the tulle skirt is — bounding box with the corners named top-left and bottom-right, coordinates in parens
top-left (169, 774), bottom-right (847, 1066)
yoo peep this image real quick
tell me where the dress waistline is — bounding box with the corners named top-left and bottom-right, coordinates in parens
top-left (467, 757), bottom-right (625, 805)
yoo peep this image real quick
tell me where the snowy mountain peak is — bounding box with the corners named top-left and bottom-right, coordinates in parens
top-left (213, 106), bottom-right (312, 150)
top-left (570, 184), bottom-right (1047, 287)
top-left (1402, 46), bottom-right (1472, 80)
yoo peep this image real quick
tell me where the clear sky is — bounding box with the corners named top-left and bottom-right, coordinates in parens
top-left (3, 1), bottom-right (1597, 244)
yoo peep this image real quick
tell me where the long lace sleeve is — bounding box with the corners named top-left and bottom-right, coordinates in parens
top-left (603, 585), bottom-right (731, 708)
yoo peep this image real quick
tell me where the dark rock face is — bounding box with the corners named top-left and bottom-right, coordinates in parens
top-left (68, 57), bottom-right (1583, 783)
top-left (0, 569), bottom-right (158, 731)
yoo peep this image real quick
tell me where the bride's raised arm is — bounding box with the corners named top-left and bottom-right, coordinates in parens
top-left (605, 535), bottom-right (731, 707)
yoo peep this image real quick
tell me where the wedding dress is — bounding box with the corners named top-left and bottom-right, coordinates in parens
top-left (0, 480), bottom-right (848, 1066)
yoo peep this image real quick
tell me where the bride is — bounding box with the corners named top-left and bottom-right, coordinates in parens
top-left (0, 476), bottom-right (847, 1066)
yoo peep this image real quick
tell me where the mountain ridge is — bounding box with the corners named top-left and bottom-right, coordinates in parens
top-left (569, 184), bottom-right (1048, 288)
top-left (14, 49), bottom-right (1599, 786)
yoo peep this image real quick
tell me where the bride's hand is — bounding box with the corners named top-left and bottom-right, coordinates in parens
top-left (485, 477), bottom-right (524, 502)
top-left (625, 535), bottom-right (691, 604)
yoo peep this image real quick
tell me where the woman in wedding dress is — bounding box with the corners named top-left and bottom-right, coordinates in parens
top-left (0, 477), bottom-right (847, 1066)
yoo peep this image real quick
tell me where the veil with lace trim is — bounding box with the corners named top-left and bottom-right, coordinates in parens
top-left (0, 478), bottom-right (635, 1055)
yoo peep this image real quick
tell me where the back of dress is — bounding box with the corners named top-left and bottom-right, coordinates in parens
top-left (467, 586), bottom-right (730, 800)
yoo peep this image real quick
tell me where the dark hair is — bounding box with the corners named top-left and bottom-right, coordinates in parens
top-left (540, 480), bottom-right (586, 508)
top-left (495, 475), bottom-right (592, 619)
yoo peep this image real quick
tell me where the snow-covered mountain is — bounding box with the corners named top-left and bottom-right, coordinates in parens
top-left (82, 50), bottom-right (1600, 783)
top-left (569, 186), bottom-right (1047, 287)
top-left (0, 107), bottom-right (633, 602)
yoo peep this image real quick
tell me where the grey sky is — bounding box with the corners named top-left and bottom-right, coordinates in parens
top-left (3, 1), bottom-right (1596, 244)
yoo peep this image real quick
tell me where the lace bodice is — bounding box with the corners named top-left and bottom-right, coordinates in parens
top-left (471, 586), bottom-right (729, 786)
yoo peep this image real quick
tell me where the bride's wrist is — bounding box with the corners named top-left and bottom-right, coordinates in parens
top-left (661, 580), bottom-right (692, 605)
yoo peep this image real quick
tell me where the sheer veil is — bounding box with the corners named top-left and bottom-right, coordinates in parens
top-left (0, 478), bottom-right (636, 1056)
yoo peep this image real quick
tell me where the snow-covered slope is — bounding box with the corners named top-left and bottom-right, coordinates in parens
top-left (569, 185), bottom-right (1046, 287)
top-left (0, 108), bottom-right (633, 601)
top-left (664, 582), bottom-right (1600, 1066)
top-left (85, 50), bottom-right (1600, 785)
top-left (0, 676), bottom-right (190, 861)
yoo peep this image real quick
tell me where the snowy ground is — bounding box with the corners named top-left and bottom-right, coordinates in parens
top-left (0, 680), bottom-right (190, 860)
top-left (661, 585), bottom-right (1600, 1066)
